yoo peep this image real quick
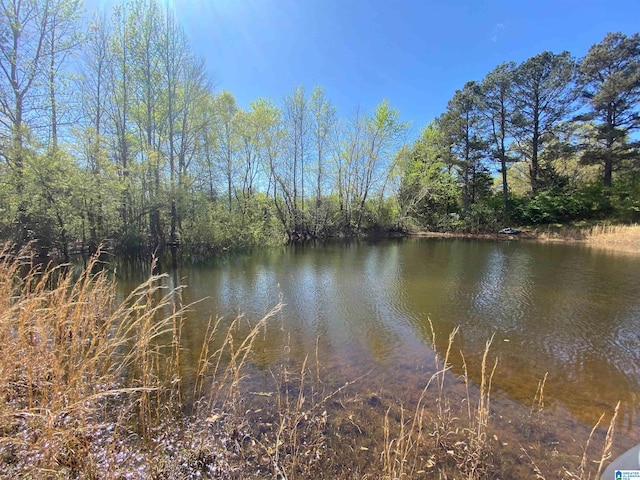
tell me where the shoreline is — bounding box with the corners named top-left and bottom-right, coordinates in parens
top-left (406, 224), bottom-right (640, 254)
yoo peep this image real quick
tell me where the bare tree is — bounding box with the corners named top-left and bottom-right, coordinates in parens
top-left (309, 86), bottom-right (336, 235)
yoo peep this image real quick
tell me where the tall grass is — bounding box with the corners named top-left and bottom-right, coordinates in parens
top-left (585, 223), bottom-right (640, 253)
top-left (380, 321), bottom-right (621, 480)
top-left (380, 323), bottom-right (498, 480)
top-left (531, 223), bottom-right (640, 253)
top-left (192, 304), bottom-right (282, 414)
top-left (0, 246), bottom-right (189, 475)
top-left (0, 245), bottom-right (281, 478)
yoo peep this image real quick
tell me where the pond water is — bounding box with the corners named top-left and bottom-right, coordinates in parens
top-left (116, 237), bottom-right (640, 454)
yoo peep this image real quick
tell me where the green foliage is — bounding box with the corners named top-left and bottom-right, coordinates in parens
top-left (609, 176), bottom-right (640, 222)
top-left (398, 122), bottom-right (461, 229)
top-left (7, 148), bottom-right (85, 257)
top-left (511, 185), bottom-right (608, 224)
top-left (180, 193), bottom-right (284, 257)
top-left (0, 176), bottom-right (17, 241)
top-left (361, 196), bottom-right (400, 231)
top-left (462, 201), bottom-right (502, 233)
top-left (1, 5), bottom-right (639, 256)
top-left (579, 32), bottom-right (640, 188)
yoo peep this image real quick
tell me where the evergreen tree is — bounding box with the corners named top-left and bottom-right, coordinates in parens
top-left (512, 51), bottom-right (578, 193)
top-left (440, 82), bottom-right (487, 213)
top-left (480, 62), bottom-right (517, 211)
top-left (579, 32), bottom-right (640, 189)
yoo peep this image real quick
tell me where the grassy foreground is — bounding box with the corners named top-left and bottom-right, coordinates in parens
top-left (0, 245), bottom-right (623, 479)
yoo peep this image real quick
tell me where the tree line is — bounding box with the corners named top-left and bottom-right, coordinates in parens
top-left (0, 0), bottom-right (413, 260)
top-left (0, 0), bottom-right (638, 259)
top-left (399, 32), bottom-right (640, 231)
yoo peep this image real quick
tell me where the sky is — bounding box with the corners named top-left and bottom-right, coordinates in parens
top-left (86, 0), bottom-right (640, 139)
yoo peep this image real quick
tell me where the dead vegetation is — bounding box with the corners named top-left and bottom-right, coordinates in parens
top-left (584, 223), bottom-right (640, 253)
top-left (527, 223), bottom-right (640, 253)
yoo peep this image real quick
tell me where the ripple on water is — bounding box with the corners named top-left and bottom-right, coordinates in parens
top-left (116, 239), bottom-right (640, 446)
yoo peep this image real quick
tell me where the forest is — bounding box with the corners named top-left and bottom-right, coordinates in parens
top-left (0, 0), bottom-right (639, 260)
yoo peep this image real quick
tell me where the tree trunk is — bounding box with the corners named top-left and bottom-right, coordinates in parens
top-left (530, 97), bottom-right (540, 193)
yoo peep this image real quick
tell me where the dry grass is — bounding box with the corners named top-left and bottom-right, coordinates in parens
top-left (528, 223), bottom-right (640, 253)
top-left (380, 324), bottom-right (498, 480)
top-left (0, 245), bottom-right (191, 476)
top-left (192, 303), bottom-right (282, 414)
top-left (379, 321), bottom-right (623, 480)
top-left (585, 224), bottom-right (640, 253)
top-left (0, 244), bottom-right (626, 479)
top-left (0, 245), bottom-right (281, 478)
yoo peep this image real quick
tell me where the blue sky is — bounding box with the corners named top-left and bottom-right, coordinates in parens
top-left (88, 0), bottom-right (640, 138)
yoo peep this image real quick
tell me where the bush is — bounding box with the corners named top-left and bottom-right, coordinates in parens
top-left (611, 176), bottom-right (640, 222)
top-left (513, 186), bottom-right (610, 225)
top-left (180, 193), bottom-right (285, 257)
top-left (462, 202), bottom-right (502, 233)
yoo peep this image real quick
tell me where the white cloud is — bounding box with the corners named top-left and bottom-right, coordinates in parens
top-left (491, 23), bottom-right (505, 43)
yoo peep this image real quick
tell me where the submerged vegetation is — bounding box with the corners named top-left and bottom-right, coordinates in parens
top-left (0, 0), bottom-right (638, 259)
top-left (0, 245), bottom-right (625, 478)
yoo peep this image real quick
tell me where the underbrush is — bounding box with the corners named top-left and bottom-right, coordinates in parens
top-left (0, 244), bottom-right (623, 478)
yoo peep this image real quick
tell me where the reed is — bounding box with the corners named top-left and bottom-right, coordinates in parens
top-left (585, 223), bottom-right (640, 253)
top-left (193, 304), bottom-right (282, 415)
top-left (256, 335), bottom-right (362, 480)
top-left (531, 223), bottom-right (640, 253)
top-left (561, 400), bottom-right (620, 480)
top-left (595, 401), bottom-right (620, 479)
top-left (456, 335), bottom-right (498, 479)
top-left (380, 367), bottom-right (441, 479)
top-left (380, 322), bottom-right (499, 479)
top-left (531, 371), bottom-right (548, 415)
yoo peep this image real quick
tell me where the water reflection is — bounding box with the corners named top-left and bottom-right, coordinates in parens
top-left (392, 240), bottom-right (640, 431)
top-left (114, 238), bottom-right (640, 436)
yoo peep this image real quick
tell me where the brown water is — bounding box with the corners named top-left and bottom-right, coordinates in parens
top-left (116, 237), bottom-right (640, 453)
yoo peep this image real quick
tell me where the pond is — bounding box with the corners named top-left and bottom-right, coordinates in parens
top-left (116, 237), bottom-right (640, 465)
